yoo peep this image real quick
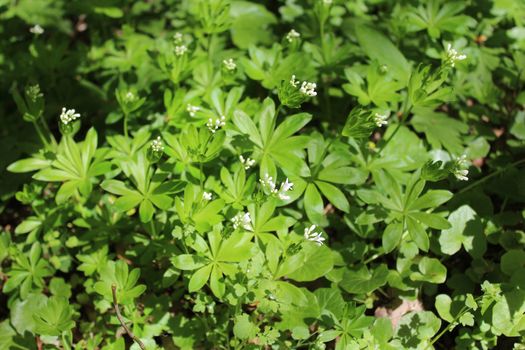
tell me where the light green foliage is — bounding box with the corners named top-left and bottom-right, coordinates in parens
top-left (0, 0), bottom-right (524, 349)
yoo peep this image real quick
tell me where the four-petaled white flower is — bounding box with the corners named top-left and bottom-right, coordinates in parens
top-left (29, 24), bottom-right (44, 35)
top-left (304, 225), bottom-right (325, 246)
top-left (175, 45), bottom-right (188, 56)
top-left (300, 81), bottom-right (317, 97)
top-left (187, 104), bottom-right (201, 117)
top-left (445, 43), bottom-right (467, 67)
top-left (259, 174), bottom-right (293, 200)
top-left (278, 178), bottom-right (294, 200)
top-left (232, 212), bottom-right (253, 231)
top-left (453, 155), bottom-right (469, 181)
top-left (206, 116), bottom-right (226, 133)
top-left (374, 113), bottom-right (388, 127)
top-left (223, 58), bottom-right (236, 71)
top-left (286, 29), bottom-right (300, 43)
top-left (202, 192), bottom-right (213, 201)
top-left (239, 155), bottom-right (256, 170)
top-left (60, 108), bottom-right (81, 125)
top-left (150, 136), bottom-right (164, 152)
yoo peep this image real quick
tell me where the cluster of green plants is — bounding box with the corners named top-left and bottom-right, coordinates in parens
top-left (1, 0), bottom-right (525, 349)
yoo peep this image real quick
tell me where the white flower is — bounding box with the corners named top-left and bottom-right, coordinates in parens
top-left (150, 136), bottom-right (164, 152)
top-left (202, 192), bottom-right (213, 201)
top-left (453, 155), bottom-right (469, 181)
top-left (259, 174), bottom-right (293, 200)
top-left (206, 115), bottom-right (226, 133)
top-left (374, 113), bottom-right (388, 127)
top-left (59, 108), bottom-right (81, 125)
top-left (187, 104), bottom-right (201, 117)
top-left (445, 43), bottom-right (467, 67)
top-left (232, 212), bottom-right (253, 231)
top-left (223, 58), bottom-right (236, 71)
top-left (175, 45), bottom-right (188, 56)
top-left (278, 178), bottom-right (293, 200)
top-left (259, 173), bottom-right (277, 194)
top-left (304, 225), bottom-right (325, 246)
top-left (290, 75), bottom-right (300, 87)
top-left (29, 24), bottom-right (44, 35)
top-left (173, 32), bottom-right (183, 44)
top-left (300, 81), bottom-right (317, 97)
top-left (239, 155), bottom-right (256, 170)
top-left (286, 29), bottom-right (301, 43)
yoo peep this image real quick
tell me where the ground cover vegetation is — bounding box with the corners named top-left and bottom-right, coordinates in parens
top-left (1, 0), bottom-right (525, 349)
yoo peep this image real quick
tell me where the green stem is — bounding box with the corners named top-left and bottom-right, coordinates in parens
top-left (427, 306), bottom-right (468, 348)
top-left (61, 332), bottom-right (71, 350)
top-left (123, 112), bottom-right (129, 138)
top-left (363, 252), bottom-right (383, 265)
top-left (32, 120), bottom-right (49, 148)
top-left (456, 158), bottom-right (525, 196)
top-left (275, 103), bottom-right (282, 117)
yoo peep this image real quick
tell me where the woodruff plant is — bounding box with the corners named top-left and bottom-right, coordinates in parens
top-left (1, 0), bottom-right (525, 349)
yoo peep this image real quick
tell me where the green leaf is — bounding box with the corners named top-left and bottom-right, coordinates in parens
top-left (382, 223), bottom-right (403, 253)
top-left (94, 260), bottom-right (146, 305)
top-left (410, 257), bottom-right (447, 284)
top-left (304, 183), bottom-right (325, 225)
top-left (355, 25), bottom-right (411, 85)
top-left (315, 181), bottom-right (349, 213)
top-left (439, 205), bottom-right (485, 257)
top-left (8, 157), bottom-right (51, 173)
top-left (33, 296), bottom-right (75, 336)
top-left (139, 199), bottom-right (155, 223)
top-left (501, 250), bottom-right (525, 276)
top-left (411, 108), bottom-right (469, 155)
top-left (233, 314), bottom-right (259, 340)
top-left (340, 264), bottom-right (389, 294)
top-left (114, 193), bottom-right (143, 212)
top-left (171, 254), bottom-right (207, 270)
top-left (188, 264), bottom-right (213, 292)
top-left (287, 244), bottom-right (334, 282)
top-left (408, 190), bottom-right (453, 211)
top-left (406, 216), bottom-right (429, 252)
top-left (409, 212), bottom-right (451, 229)
top-left (230, 2), bottom-right (276, 49)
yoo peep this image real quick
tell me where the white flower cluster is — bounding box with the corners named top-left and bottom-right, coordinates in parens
top-left (304, 225), bottom-right (325, 246)
top-left (374, 113), bottom-right (388, 127)
top-left (223, 58), bottom-right (236, 71)
top-left (187, 104), bottom-right (201, 117)
top-left (29, 24), bottom-right (44, 35)
top-left (175, 45), bottom-right (188, 56)
top-left (206, 116), bottom-right (226, 133)
top-left (290, 75), bottom-right (317, 97)
top-left (202, 192), bottom-right (213, 201)
top-left (60, 108), bottom-right (80, 125)
top-left (259, 174), bottom-right (293, 200)
top-left (239, 155), bottom-right (255, 170)
top-left (300, 81), bottom-right (317, 97)
top-left (445, 44), bottom-right (467, 67)
top-left (232, 212), bottom-right (253, 231)
top-left (286, 29), bottom-right (300, 43)
top-left (453, 155), bottom-right (469, 181)
top-left (150, 136), bottom-right (164, 152)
